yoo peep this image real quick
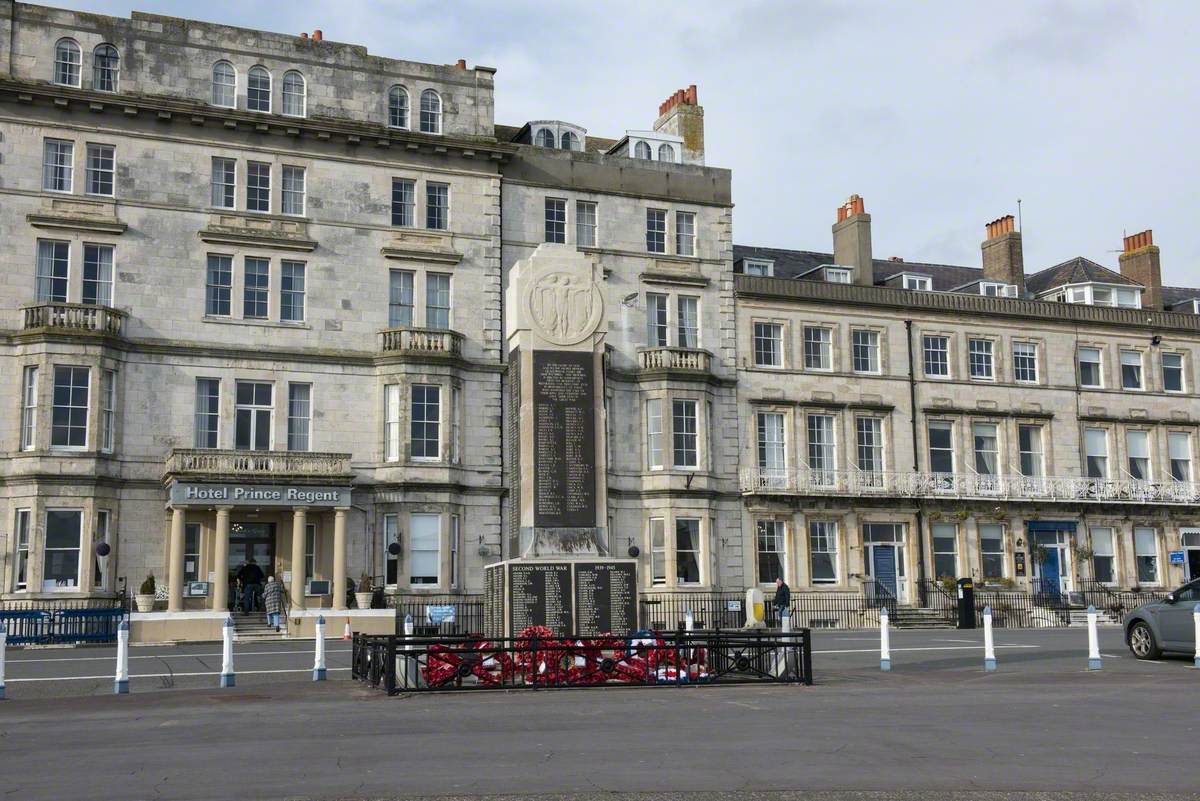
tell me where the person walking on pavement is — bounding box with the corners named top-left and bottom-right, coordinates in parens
top-left (237, 556), bottom-right (265, 615)
top-left (774, 576), bottom-right (791, 624)
top-left (262, 574), bottom-right (287, 632)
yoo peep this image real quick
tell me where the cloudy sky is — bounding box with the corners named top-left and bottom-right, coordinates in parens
top-left (62, 0), bottom-right (1200, 285)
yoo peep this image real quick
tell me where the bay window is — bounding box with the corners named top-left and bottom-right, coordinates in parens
top-left (409, 513), bottom-right (441, 585)
top-left (13, 509), bottom-right (31, 591)
top-left (51, 366), bottom-right (89, 449)
top-left (675, 518), bottom-right (701, 585)
top-left (411, 384), bottom-right (441, 460)
top-left (21, 366), bottom-right (38, 451)
top-left (646, 398), bottom-right (663, 470)
top-left (43, 510), bottom-right (82, 591)
top-left (756, 520), bottom-right (784, 584)
top-left (650, 517), bottom-right (666, 585)
top-left (672, 399), bottom-right (698, 469)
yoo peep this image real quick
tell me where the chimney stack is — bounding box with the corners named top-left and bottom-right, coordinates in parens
top-left (981, 214), bottom-right (1025, 294)
top-left (312, 29), bottom-right (323, 41)
top-left (832, 195), bottom-right (874, 286)
top-left (653, 84), bottom-right (704, 165)
top-left (454, 58), bottom-right (467, 69)
top-left (1119, 229), bottom-right (1162, 310)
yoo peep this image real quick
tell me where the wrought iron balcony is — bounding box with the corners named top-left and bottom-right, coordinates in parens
top-left (740, 468), bottom-right (1200, 506)
top-left (22, 302), bottom-right (126, 337)
top-left (638, 346), bottom-right (712, 373)
top-left (378, 326), bottom-right (463, 357)
top-left (165, 449), bottom-right (352, 479)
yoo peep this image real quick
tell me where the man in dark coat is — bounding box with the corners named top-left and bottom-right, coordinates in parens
top-left (237, 557), bottom-right (265, 614)
top-left (774, 577), bottom-right (791, 624)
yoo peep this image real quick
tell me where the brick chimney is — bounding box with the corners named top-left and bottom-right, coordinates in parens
top-left (832, 195), bottom-right (874, 286)
top-left (1119, 229), bottom-right (1161, 310)
top-left (653, 84), bottom-right (704, 165)
top-left (981, 214), bottom-right (1025, 294)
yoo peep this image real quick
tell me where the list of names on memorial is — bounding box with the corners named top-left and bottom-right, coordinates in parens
top-left (573, 562), bottom-right (637, 637)
top-left (508, 563), bottom-right (573, 636)
top-left (484, 565), bottom-right (505, 639)
top-left (532, 351), bottom-right (596, 528)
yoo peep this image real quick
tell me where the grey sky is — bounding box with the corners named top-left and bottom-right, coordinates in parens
top-left (57, 0), bottom-right (1200, 285)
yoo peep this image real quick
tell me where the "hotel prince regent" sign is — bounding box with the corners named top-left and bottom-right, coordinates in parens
top-left (168, 483), bottom-right (351, 507)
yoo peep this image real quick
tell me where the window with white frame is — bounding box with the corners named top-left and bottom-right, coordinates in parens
top-left (1090, 527), bottom-right (1115, 584)
top-left (211, 61), bottom-right (236, 107)
top-left (923, 335), bottom-right (949, 377)
top-left (561, 131), bottom-right (580, 151)
top-left (744, 259), bottom-right (773, 277)
top-left (450, 514), bottom-right (460, 588)
top-left (856, 417), bottom-right (883, 478)
top-left (968, 338), bottom-right (994, 380)
top-left (1125, 430), bottom-right (1150, 480)
top-left (544, 197), bottom-right (566, 244)
top-left (212, 158), bottom-right (236, 209)
top-left (927, 420), bottom-right (954, 474)
top-left (280, 260), bottom-right (305, 322)
top-left (281, 70), bottom-right (306, 117)
top-left (388, 86), bottom-right (409, 129)
top-left (576, 200), bottom-right (597, 247)
top-left (646, 293), bottom-right (668, 346)
top-left (426, 273), bottom-right (451, 329)
top-left (43, 139), bottom-right (74, 193)
top-left (980, 524), bottom-right (1005, 579)
top-left (409, 513), bottom-right (441, 585)
top-left (304, 523), bottom-right (316, 581)
top-left (85, 144), bottom-right (115, 197)
top-left (903, 274), bottom-right (931, 291)
top-left (43, 510), bottom-right (82, 590)
top-left (247, 66), bottom-right (271, 112)
top-left (82, 244), bottom-right (113, 306)
top-left (649, 517), bottom-right (666, 585)
top-left (803, 326), bottom-right (832, 371)
top-left (807, 413), bottom-right (836, 484)
top-left (389, 270), bottom-right (414, 327)
top-left (234, 381), bottom-right (273, 451)
top-left (825, 267), bottom-right (852, 284)
top-left (676, 296), bottom-right (698, 349)
top-left (391, 178), bottom-right (415, 226)
top-left (36, 239), bottom-right (69, 302)
top-left (675, 211), bottom-right (696, 256)
top-left (634, 141), bottom-right (652, 160)
top-left (1134, 527), bottom-right (1159, 584)
top-left (756, 520), bottom-right (785, 584)
top-left (852, 329), bottom-right (879, 373)
top-left (13, 509), bottom-right (31, 590)
top-left (419, 90), bottom-right (442, 134)
top-left (21, 366), bottom-right (38, 451)
top-left (932, 522), bottom-right (958, 579)
top-left (1018, 424), bottom-right (1043, 477)
top-left (194, 378), bottom-right (220, 448)
top-left (675, 518), bottom-right (701, 584)
top-left (384, 384), bottom-right (401, 462)
top-left (243, 257), bottom-right (269, 318)
top-left (1084, 428), bottom-right (1108, 478)
top-left (450, 387), bottom-right (461, 465)
top-left (646, 398), bottom-right (663, 470)
top-left (206, 254), bottom-right (232, 316)
top-left (183, 522), bottom-right (200, 583)
top-left (287, 383), bottom-right (311, 451)
top-left (1078, 347), bottom-right (1102, 388)
top-left (1162, 352), bottom-right (1185, 393)
top-left (1168, 432), bottom-right (1193, 482)
top-left (281, 166), bottom-right (305, 216)
top-left (100, 369), bottom-right (115, 453)
top-left (1013, 342), bottom-right (1038, 383)
top-left (426, 183), bottom-right (448, 230)
top-left (384, 514), bottom-right (400, 584)
top-left (658, 143), bottom-right (676, 162)
top-left (757, 411), bottom-right (785, 476)
top-left (672, 399), bottom-right (698, 469)
top-left (973, 423), bottom-right (998, 476)
top-left (1120, 350), bottom-right (1143, 390)
top-left (51, 366), bottom-right (89, 449)
top-left (53, 39), bottom-right (81, 87)
top-left (410, 384), bottom-right (441, 460)
top-left (646, 208), bottom-right (666, 253)
top-left (809, 521), bottom-right (838, 584)
top-left (246, 161), bottom-right (270, 213)
top-left (753, 322), bottom-right (782, 367)
top-left (535, 128), bottom-right (555, 147)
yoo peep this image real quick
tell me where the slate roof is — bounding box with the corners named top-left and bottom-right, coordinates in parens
top-left (1164, 286), bottom-right (1200, 310)
top-left (732, 245), bottom-right (985, 292)
top-left (495, 123), bottom-right (617, 154)
top-left (1024, 257), bottom-right (1140, 295)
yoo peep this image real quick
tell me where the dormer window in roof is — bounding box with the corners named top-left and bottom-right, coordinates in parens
top-left (979, 281), bottom-right (1018, 297)
top-left (901, 273), bottom-right (932, 291)
top-left (526, 121), bottom-right (587, 150)
top-left (743, 259), bottom-right (774, 277)
top-left (610, 131), bottom-right (684, 163)
top-left (1049, 283), bottom-right (1142, 309)
top-left (634, 141), bottom-right (652, 159)
top-left (535, 128), bottom-right (555, 147)
top-left (824, 266), bottom-right (853, 284)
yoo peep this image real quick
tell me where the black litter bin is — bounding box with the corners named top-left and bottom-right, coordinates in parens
top-left (956, 578), bottom-right (976, 629)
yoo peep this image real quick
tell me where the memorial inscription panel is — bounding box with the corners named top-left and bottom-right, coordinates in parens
top-left (532, 350), bottom-right (596, 528)
top-left (573, 561), bottom-right (637, 637)
top-left (508, 562), bottom-right (574, 636)
top-left (484, 565), bottom-right (505, 639)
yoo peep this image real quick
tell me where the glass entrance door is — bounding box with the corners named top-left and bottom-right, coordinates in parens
top-left (228, 522), bottom-right (276, 574)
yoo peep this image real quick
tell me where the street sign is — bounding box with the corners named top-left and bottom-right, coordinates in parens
top-left (1169, 550), bottom-right (1186, 565)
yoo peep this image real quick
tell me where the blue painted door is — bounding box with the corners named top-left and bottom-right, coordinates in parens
top-left (873, 546), bottom-right (898, 600)
top-left (1039, 549), bottom-right (1061, 599)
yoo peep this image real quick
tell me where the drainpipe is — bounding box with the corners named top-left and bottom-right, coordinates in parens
top-left (905, 320), bottom-right (928, 606)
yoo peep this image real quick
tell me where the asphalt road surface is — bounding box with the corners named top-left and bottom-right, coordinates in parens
top-left (3, 627), bottom-right (1199, 800)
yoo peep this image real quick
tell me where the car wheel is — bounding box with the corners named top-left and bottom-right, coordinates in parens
top-left (1128, 621), bottom-right (1161, 660)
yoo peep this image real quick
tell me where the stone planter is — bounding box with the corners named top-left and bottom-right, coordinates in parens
top-left (135, 593), bottom-right (155, 613)
top-left (354, 591), bottom-right (373, 610)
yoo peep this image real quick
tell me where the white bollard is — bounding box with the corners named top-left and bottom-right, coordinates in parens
top-left (0, 621), bottom-right (7, 700)
top-left (219, 615), bottom-right (235, 687)
top-left (114, 619), bottom-right (129, 694)
top-left (780, 608), bottom-right (791, 633)
top-left (684, 609), bottom-right (694, 632)
top-left (983, 606), bottom-right (996, 672)
top-left (404, 612), bottom-right (415, 639)
top-left (313, 615), bottom-right (327, 681)
top-left (1193, 604), bottom-right (1200, 670)
top-left (879, 607), bottom-right (891, 671)
top-left (1086, 605), bottom-right (1101, 670)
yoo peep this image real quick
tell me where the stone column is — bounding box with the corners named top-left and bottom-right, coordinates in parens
top-left (332, 507), bottom-right (348, 610)
top-left (291, 507), bottom-right (307, 611)
top-left (212, 507), bottom-right (231, 612)
top-left (167, 506), bottom-right (186, 612)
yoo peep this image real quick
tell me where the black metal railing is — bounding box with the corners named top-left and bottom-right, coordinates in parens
top-left (352, 628), bottom-right (812, 693)
top-left (776, 591), bottom-right (881, 629)
top-left (0, 607), bottom-right (127, 644)
top-left (972, 590), bottom-right (1071, 628)
top-left (1077, 581), bottom-right (1169, 623)
top-left (386, 594), bottom-right (485, 636)
top-left (918, 580), bottom-right (959, 624)
top-left (639, 592), bottom-right (746, 630)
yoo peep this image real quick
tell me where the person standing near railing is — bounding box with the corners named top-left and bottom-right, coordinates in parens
top-left (773, 577), bottom-right (791, 624)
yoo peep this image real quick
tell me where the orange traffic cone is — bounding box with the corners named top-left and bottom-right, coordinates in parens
top-left (342, 617), bottom-right (352, 641)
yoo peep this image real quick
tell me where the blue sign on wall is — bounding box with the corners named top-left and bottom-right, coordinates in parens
top-left (426, 605), bottom-right (457, 625)
top-left (1169, 550), bottom-right (1186, 565)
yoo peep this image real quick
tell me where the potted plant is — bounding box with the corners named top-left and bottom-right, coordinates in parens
top-left (354, 573), bottom-right (374, 610)
top-left (136, 574), bottom-right (156, 612)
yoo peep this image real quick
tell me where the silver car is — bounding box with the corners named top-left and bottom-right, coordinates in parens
top-left (1125, 579), bottom-right (1200, 659)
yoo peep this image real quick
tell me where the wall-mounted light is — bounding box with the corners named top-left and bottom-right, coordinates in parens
top-left (1151, 335), bottom-right (1162, 346)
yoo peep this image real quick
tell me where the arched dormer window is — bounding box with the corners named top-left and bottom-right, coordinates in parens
top-left (535, 128), bottom-right (555, 147)
top-left (634, 140), bottom-right (652, 160)
top-left (282, 70), bottom-right (306, 117)
top-left (211, 61), bottom-right (236, 107)
top-left (53, 38), bottom-right (81, 87)
top-left (388, 85), bottom-right (409, 129)
top-left (420, 89), bottom-right (442, 134)
top-left (560, 131), bottom-right (580, 151)
top-left (247, 65), bottom-right (271, 113)
top-left (92, 44), bottom-right (119, 92)
top-left (657, 143), bottom-right (675, 162)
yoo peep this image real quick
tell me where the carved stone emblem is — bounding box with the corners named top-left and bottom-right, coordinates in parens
top-left (526, 269), bottom-right (604, 345)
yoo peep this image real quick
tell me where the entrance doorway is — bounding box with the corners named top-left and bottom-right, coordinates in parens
top-left (1032, 530), bottom-right (1071, 598)
top-left (863, 523), bottom-right (908, 604)
top-left (227, 522), bottom-right (276, 612)
top-left (1183, 530), bottom-right (1200, 581)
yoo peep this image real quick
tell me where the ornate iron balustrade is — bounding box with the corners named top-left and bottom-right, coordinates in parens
top-left (638, 346), bottom-right (712, 373)
top-left (165, 449), bottom-right (352, 478)
top-left (22, 302), bottom-right (127, 336)
top-left (378, 326), bottom-right (463, 357)
top-left (740, 467), bottom-right (1200, 505)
